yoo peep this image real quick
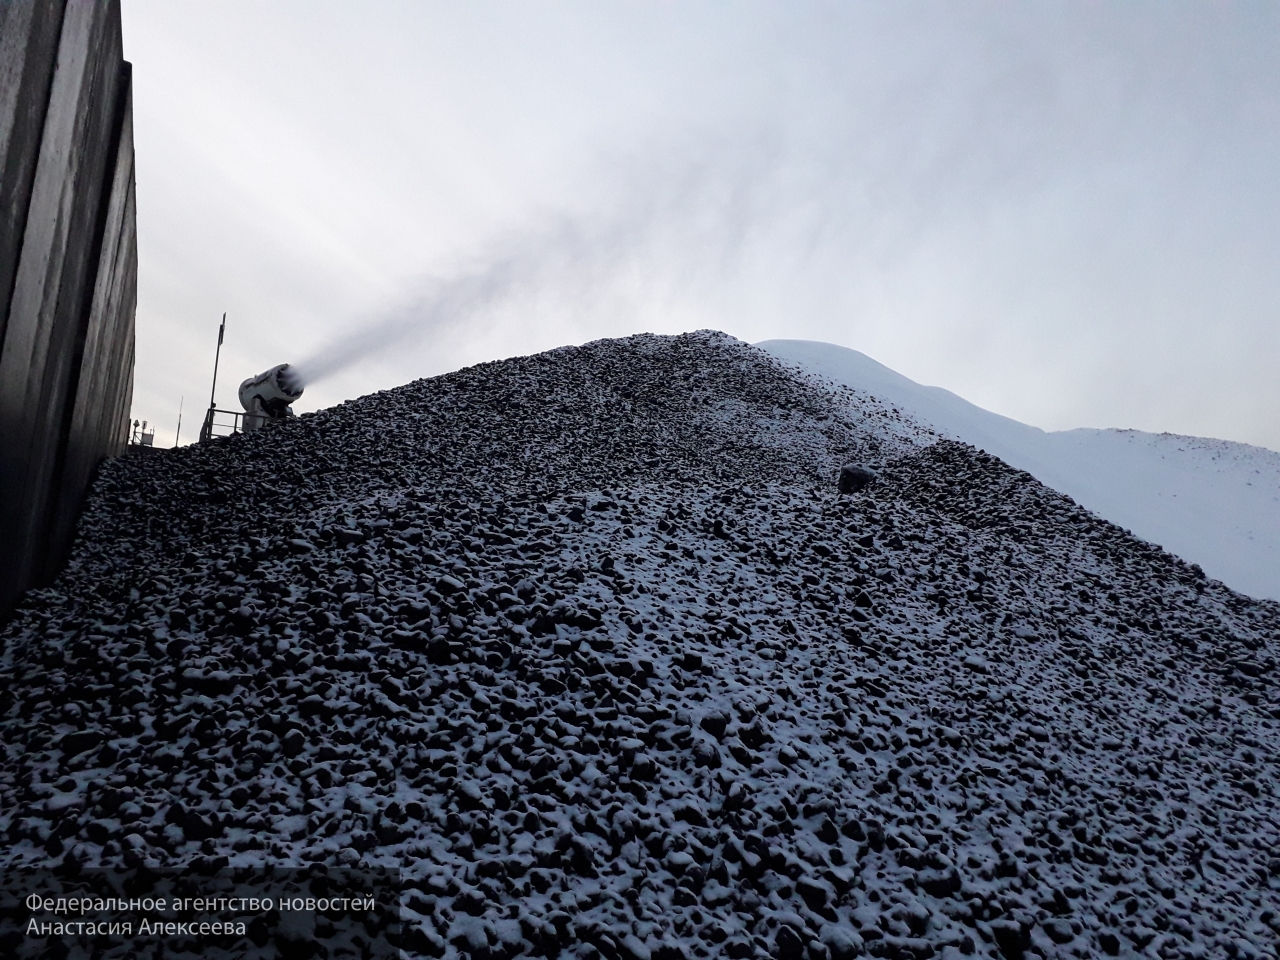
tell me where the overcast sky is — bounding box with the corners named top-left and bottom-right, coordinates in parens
top-left (121, 1), bottom-right (1280, 451)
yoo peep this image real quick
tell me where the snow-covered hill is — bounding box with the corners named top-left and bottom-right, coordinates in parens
top-left (759, 339), bottom-right (1280, 603)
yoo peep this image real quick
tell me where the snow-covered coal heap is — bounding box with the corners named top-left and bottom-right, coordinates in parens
top-left (2, 331), bottom-right (1278, 959)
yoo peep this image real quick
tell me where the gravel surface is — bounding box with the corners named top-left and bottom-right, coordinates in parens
top-left (2, 331), bottom-right (1278, 959)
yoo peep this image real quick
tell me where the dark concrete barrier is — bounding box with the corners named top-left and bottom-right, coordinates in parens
top-left (0, 0), bottom-right (137, 620)
top-left (0, 0), bottom-right (64, 343)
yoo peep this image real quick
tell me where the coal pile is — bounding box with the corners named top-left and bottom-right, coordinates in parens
top-left (2, 331), bottom-right (1278, 960)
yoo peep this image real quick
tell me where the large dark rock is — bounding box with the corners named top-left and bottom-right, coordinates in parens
top-left (837, 463), bottom-right (877, 494)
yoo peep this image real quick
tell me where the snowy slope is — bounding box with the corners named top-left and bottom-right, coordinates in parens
top-left (758, 339), bottom-right (1280, 602)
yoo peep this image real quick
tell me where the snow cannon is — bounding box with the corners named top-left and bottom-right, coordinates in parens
top-left (238, 363), bottom-right (303, 432)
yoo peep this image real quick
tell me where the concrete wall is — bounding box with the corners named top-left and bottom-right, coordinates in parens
top-left (0, 0), bottom-right (137, 620)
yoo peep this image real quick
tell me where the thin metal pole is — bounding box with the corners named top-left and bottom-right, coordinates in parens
top-left (201, 313), bottom-right (226, 442)
top-left (209, 312), bottom-right (225, 410)
top-left (174, 396), bottom-right (184, 448)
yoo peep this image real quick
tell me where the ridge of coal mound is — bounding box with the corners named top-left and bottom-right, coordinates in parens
top-left (2, 331), bottom-right (1278, 959)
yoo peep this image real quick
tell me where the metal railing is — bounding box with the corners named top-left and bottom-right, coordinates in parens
top-left (199, 407), bottom-right (258, 442)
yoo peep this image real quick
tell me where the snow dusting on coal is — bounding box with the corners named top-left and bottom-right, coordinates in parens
top-left (2, 331), bottom-right (1278, 959)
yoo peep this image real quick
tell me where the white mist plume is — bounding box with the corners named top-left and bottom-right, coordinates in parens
top-left (287, 21), bottom-right (1187, 397)
top-left (288, 136), bottom-right (786, 389)
top-left (285, 84), bottom-right (1088, 395)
